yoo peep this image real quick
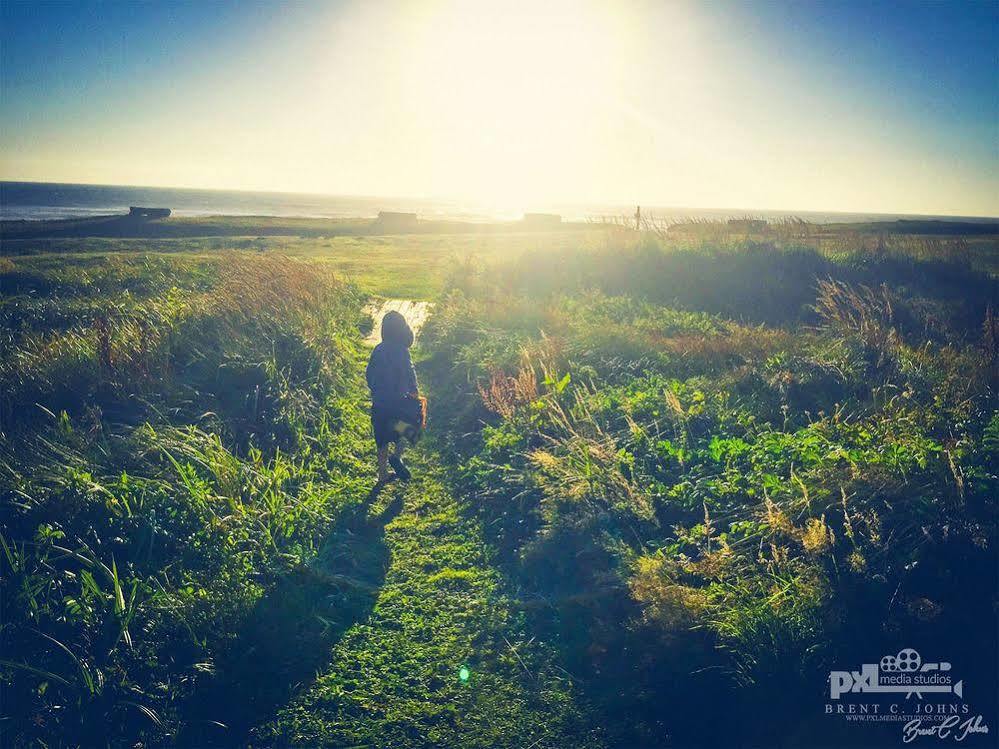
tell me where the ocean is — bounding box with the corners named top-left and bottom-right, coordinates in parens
top-left (2, 181), bottom-right (995, 225)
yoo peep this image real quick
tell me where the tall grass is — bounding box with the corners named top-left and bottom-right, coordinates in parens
top-left (421, 234), bottom-right (998, 746)
top-left (0, 253), bottom-right (372, 745)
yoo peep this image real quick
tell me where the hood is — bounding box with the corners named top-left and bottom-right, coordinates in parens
top-left (381, 309), bottom-right (414, 348)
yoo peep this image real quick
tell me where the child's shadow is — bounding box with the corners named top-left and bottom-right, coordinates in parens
top-left (180, 483), bottom-right (403, 745)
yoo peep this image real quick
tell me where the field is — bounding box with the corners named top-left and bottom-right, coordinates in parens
top-left (1, 228), bottom-right (609, 299)
top-left (1, 220), bottom-right (997, 747)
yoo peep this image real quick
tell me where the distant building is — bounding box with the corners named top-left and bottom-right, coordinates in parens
top-left (727, 218), bottom-right (767, 231)
top-left (522, 213), bottom-right (562, 228)
top-left (375, 211), bottom-right (419, 231)
top-left (129, 206), bottom-right (171, 219)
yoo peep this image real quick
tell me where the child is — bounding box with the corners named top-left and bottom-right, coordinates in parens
top-left (365, 310), bottom-right (419, 483)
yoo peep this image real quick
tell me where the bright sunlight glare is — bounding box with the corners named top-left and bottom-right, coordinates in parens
top-left (392, 0), bottom-right (642, 207)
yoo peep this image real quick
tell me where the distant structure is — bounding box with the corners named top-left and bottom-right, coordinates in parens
top-left (635, 205), bottom-right (641, 230)
top-left (129, 206), bottom-right (171, 219)
top-left (522, 213), bottom-right (562, 228)
top-left (727, 218), bottom-right (767, 232)
top-left (375, 211), bottom-right (419, 231)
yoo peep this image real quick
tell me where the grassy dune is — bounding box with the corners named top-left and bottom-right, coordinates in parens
top-left (420, 238), bottom-right (998, 746)
top-left (1, 253), bottom-right (375, 743)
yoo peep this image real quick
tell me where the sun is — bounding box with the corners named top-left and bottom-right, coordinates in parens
top-left (392, 0), bottom-right (640, 207)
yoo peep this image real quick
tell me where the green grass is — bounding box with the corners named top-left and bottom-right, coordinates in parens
top-left (418, 238), bottom-right (998, 746)
top-left (1, 224), bottom-right (996, 748)
top-left (0, 252), bottom-right (378, 745)
top-left (258, 448), bottom-right (600, 748)
top-left (2, 229), bottom-right (612, 298)
top-left (0, 239), bottom-right (606, 747)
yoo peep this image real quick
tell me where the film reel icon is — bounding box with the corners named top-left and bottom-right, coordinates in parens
top-left (896, 648), bottom-right (922, 672)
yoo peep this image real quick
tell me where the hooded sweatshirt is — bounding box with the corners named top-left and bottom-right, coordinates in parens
top-left (366, 311), bottom-right (418, 408)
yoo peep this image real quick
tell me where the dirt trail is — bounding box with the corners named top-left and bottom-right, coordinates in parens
top-left (365, 299), bottom-right (433, 345)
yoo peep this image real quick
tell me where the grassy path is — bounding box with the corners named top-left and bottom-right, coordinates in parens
top-left (364, 299), bottom-right (434, 344)
top-left (254, 445), bottom-right (603, 748)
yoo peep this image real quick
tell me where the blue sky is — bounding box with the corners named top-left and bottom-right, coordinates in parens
top-left (1, 0), bottom-right (996, 215)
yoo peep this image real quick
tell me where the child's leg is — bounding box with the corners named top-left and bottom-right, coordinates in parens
top-left (387, 438), bottom-right (412, 481)
top-left (377, 445), bottom-right (390, 482)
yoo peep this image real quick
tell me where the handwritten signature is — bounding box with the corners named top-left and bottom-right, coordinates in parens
top-left (903, 715), bottom-right (990, 743)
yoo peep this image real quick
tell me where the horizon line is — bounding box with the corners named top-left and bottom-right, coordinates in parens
top-left (2, 177), bottom-right (997, 222)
